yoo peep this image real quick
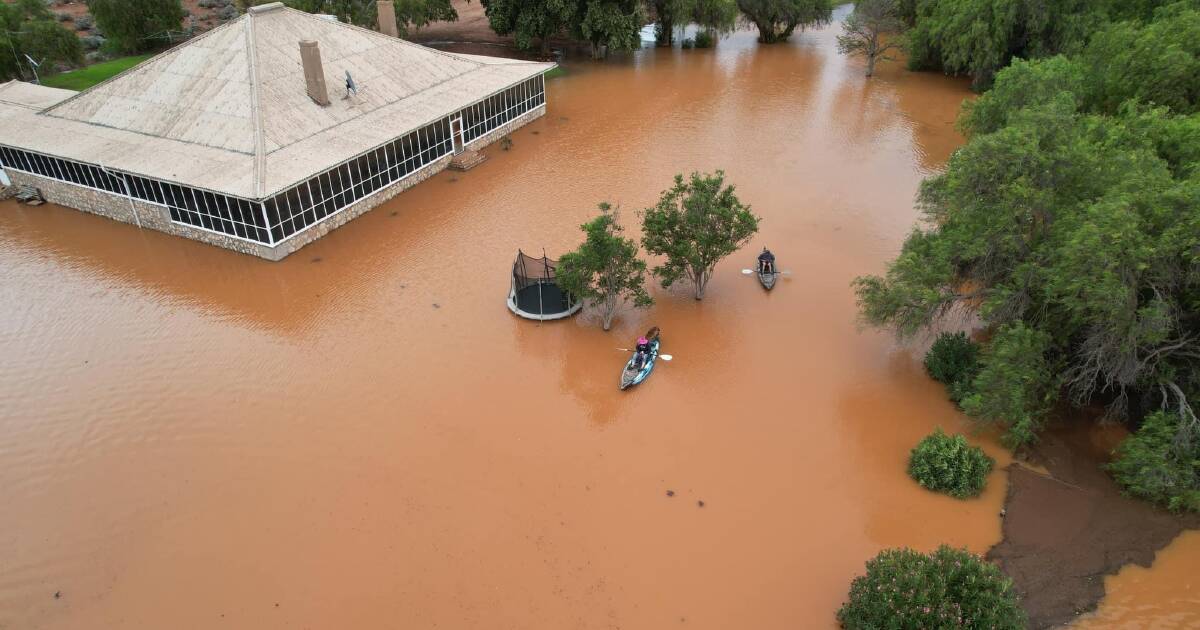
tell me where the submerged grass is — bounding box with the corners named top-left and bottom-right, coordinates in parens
top-left (42, 55), bottom-right (154, 91)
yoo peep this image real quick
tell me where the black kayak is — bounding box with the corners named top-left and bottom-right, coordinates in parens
top-left (758, 270), bottom-right (778, 290)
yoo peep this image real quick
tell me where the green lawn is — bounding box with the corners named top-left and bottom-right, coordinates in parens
top-left (42, 55), bottom-right (154, 91)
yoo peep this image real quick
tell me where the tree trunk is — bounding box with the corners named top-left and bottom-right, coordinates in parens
top-left (540, 37), bottom-right (551, 58)
top-left (866, 55), bottom-right (876, 77)
top-left (602, 296), bottom-right (615, 330)
top-left (657, 19), bottom-right (674, 47)
top-left (694, 269), bottom-right (708, 300)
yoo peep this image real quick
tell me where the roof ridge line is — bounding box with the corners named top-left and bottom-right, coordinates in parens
top-left (246, 11), bottom-right (268, 199)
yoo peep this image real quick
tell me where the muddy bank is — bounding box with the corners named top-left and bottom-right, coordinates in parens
top-left (986, 424), bottom-right (1200, 628)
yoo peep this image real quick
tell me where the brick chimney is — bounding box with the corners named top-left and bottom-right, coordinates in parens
top-left (377, 1), bottom-right (399, 38)
top-left (299, 40), bottom-right (330, 106)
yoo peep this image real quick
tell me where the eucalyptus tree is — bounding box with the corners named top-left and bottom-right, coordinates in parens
top-left (0, 0), bottom-right (81, 81)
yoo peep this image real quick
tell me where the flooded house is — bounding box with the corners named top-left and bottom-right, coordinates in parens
top-left (0, 2), bottom-right (553, 260)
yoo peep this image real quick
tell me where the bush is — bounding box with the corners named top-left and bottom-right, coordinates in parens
top-left (693, 30), bottom-right (715, 48)
top-left (681, 37), bottom-right (695, 49)
top-left (908, 428), bottom-right (994, 498)
top-left (74, 14), bottom-right (94, 31)
top-left (1108, 411), bottom-right (1200, 512)
top-left (924, 331), bottom-right (980, 404)
top-left (837, 545), bottom-right (1026, 629)
top-left (81, 35), bottom-right (106, 51)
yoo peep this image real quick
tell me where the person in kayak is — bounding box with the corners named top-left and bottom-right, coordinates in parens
top-left (634, 335), bottom-right (651, 369)
top-left (758, 247), bottom-right (776, 274)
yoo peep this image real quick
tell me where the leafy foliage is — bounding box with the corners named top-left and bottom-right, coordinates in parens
top-left (0, 0), bottom-right (82, 82)
top-left (641, 171), bottom-right (759, 300)
top-left (88, 0), bottom-right (186, 54)
top-left (908, 428), bottom-right (995, 498)
top-left (578, 0), bottom-right (645, 58)
top-left (557, 204), bottom-right (653, 330)
top-left (836, 0), bottom-right (905, 77)
top-left (482, 0), bottom-right (577, 54)
top-left (924, 332), bottom-right (980, 404)
top-left (736, 0), bottom-right (833, 44)
top-left (905, 0), bottom-right (1100, 89)
top-left (837, 545), bottom-right (1025, 629)
top-left (648, 0), bottom-right (737, 46)
top-left (1080, 3), bottom-right (1200, 115)
top-left (1109, 411), bottom-right (1200, 512)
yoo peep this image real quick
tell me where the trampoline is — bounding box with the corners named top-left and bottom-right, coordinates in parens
top-left (507, 250), bottom-right (582, 320)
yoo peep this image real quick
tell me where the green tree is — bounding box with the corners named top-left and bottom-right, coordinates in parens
top-left (1080, 3), bottom-right (1200, 115)
top-left (836, 0), bottom-right (905, 77)
top-left (735, 0), bottom-right (832, 44)
top-left (577, 0), bottom-right (644, 58)
top-left (88, 0), bottom-right (186, 54)
top-left (649, 0), bottom-right (738, 47)
top-left (1108, 411), bottom-right (1200, 512)
top-left (905, 0), bottom-right (1101, 89)
top-left (481, 0), bottom-right (576, 55)
top-left (641, 171), bottom-right (759, 300)
top-left (557, 204), bottom-right (654, 330)
top-left (0, 0), bottom-right (82, 82)
top-left (838, 546), bottom-right (1025, 629)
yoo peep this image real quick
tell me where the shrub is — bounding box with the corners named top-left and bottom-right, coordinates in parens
top-left (74, 14), bottom-right (94, 31)
top-left (908, 428), bottom-right (994, 498)
top-left (837, 545), bottom-right (1026, 629)
top-left (81, 35), bottom-right (106, 51)
top-left (681, 37), bottom-right (695, 49)
top-left (924, 331), bottom-right (980, 404)
top-left (1108, 411), bottom-right (1200, 513)
top-left (693, 29), bottom-right (715, 48)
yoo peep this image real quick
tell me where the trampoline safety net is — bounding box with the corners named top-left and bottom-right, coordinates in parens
top-left (512, 250), bottom-right (575, 316)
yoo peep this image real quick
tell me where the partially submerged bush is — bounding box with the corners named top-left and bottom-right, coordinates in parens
top-left (924, 331), bottom-right (980, 404)
top-left (693, 30), bottom-right (715, 48)
top-left (1108, 411), bottom-right (1200, 513)
top-left (837, 545), bottom-right (1025, 629)
top-left (908, 428), bottom-right (994, 498)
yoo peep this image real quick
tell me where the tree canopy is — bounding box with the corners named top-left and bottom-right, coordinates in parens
top-left (641, 171), bottom-right (759, 300)
top-left (88, 0), bottom-right (187, 54)
top-left (557, 204), bottom-right (653, 330)
top-left (736, 0), bottom-right (832, 44)
top-left (856, 5), bottom-right (1200, 509)
top-left (0, 0), bottom-right (82, 82)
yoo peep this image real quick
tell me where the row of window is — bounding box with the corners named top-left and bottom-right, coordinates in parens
top-left (263, 117), bottom-right (455, 243)
top-left (0, 75), bottom-right (549, 248)
top-left (461, 75), bottom-right (546, 144)
top-left (0, 145), bottom-right (270, 243)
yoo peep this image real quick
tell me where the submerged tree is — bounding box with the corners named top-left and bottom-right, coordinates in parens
top-left (642, 171), bottom-right (759, 300)
top-left (736, 0), bottom-right (832, 44)
top-left (557, 204), bottom-right (653, 330)
top-left (836, 0), bottom-right (905, 77)
top-left (578, 0), bottom-right (645, 58)
top-left (0, 0), bottom-right (82, 82)
top-left (649, 0), bottom-right (738, 47)
top-left (88, 0), bottom-right (187, 54)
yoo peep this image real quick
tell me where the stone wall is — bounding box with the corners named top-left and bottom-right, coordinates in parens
top-left (3, 103), bottom-right (546, 261)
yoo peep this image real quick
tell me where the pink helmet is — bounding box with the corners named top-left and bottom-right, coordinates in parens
top-left (637, 337), bottom-right (648, 345)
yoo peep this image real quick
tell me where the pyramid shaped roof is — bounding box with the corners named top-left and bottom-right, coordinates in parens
top-left (0, 4), bottom-right (552, 198)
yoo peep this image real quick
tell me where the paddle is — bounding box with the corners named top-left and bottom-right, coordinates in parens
top-left (742, 269), bottom-right (791, 276)
top-left (616, 348), bottom-right (673, 361)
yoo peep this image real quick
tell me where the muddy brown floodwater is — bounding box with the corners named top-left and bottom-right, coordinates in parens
top-left (0, 10), bottom-right (1186, 629)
